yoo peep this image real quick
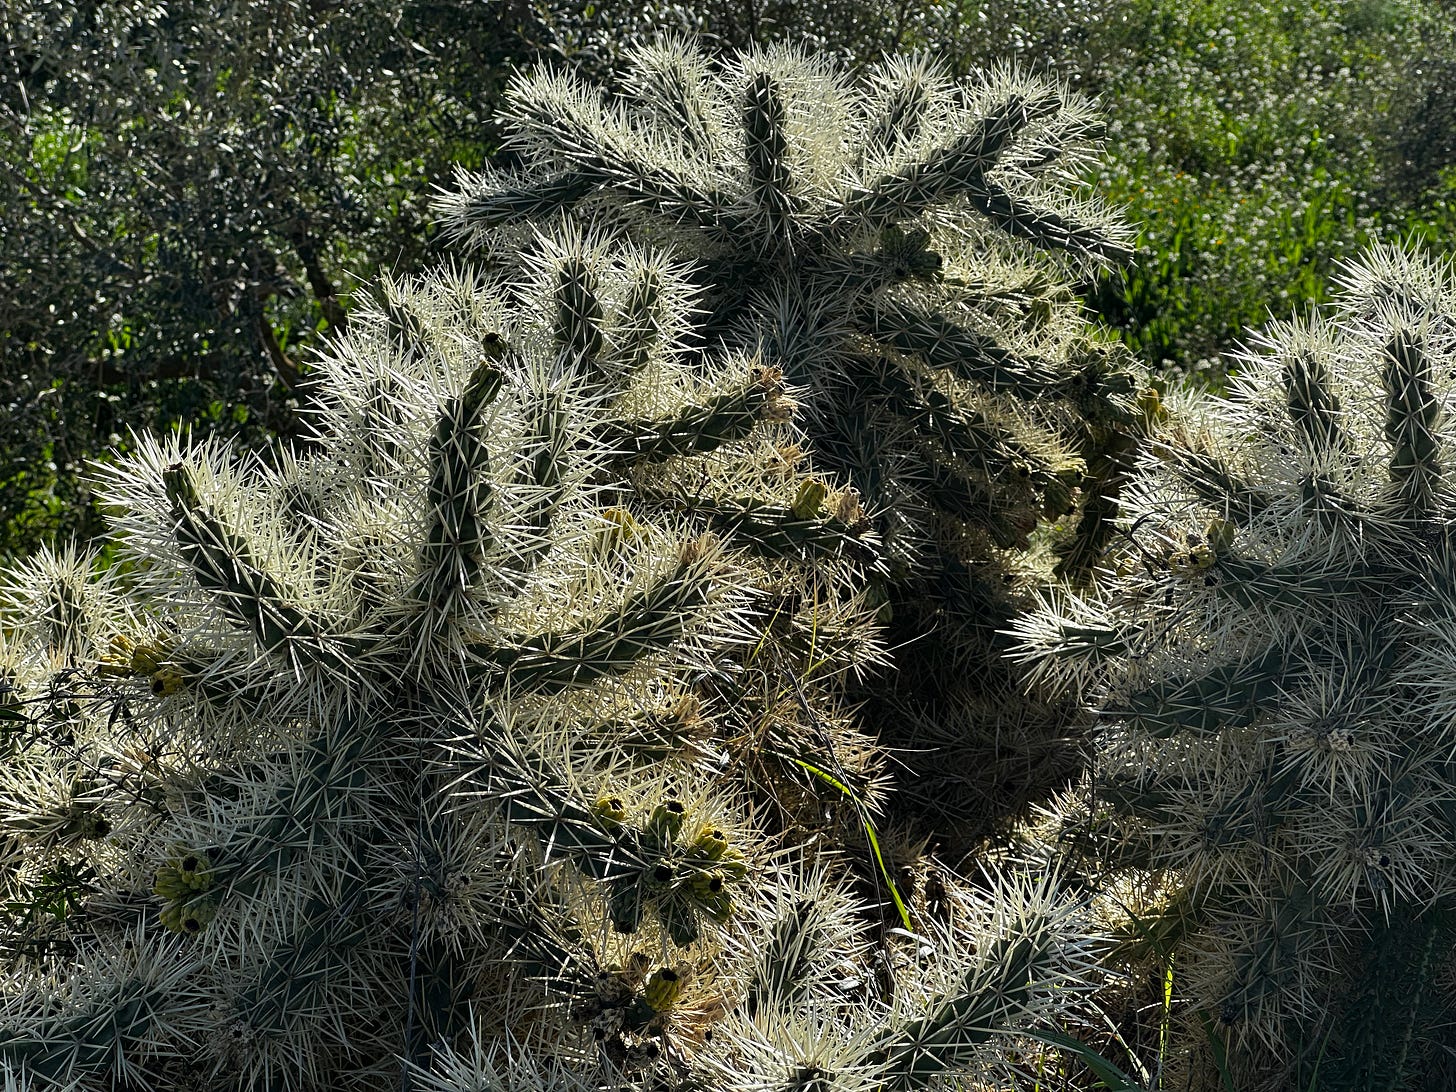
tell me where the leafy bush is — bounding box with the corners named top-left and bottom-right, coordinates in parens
top-left (0, 0), bottom-right (562, 558)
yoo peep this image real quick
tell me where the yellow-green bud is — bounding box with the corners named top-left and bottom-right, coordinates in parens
top-left (642, 967), bottom-right (684, 1012)
top-left (592, 794), bottom-right (629, 832)
top-left (97, 634), bottom-right (136, 677)
top-left (161, 895), bottom-right (218, 935)
top-left (150, 666), bottom-right (185, 697)
top-left (153, 868), bottom-right (187, 900)
top-left (690, 869), bottom-right (727, 901)
top-left (646, 798), bottom-right (688, 844)
top-left (156, 849), bottom-right (215, 900)
top-left (177, 851), bottom-right (214, 891)
top-left (791, 478), bottom-right (829, 520)
top-left (597, 507), bottom-right (643, 552)
top-left (718, 851), bottom-right (748, 881)
top-left (1137, 386), bottom-right (1168, 427)
top-left (132, 642), bottom-right (167, 676)
top-left (1168, 543), bottom-right (1215, 576)
top-left (689, 826), bottom-right (730, 860)
top-left (1205, 518), bottom-right (1236, 553)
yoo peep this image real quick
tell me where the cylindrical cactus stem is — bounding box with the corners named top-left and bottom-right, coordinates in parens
top-left (206, 716), bottom-right (376, 896)
top-left (505, 386), bottom-right (569, 580)
top-left (468, 545), bottom-right (718, 694)
top-left (743, 72), bottom-right (795, 249)
top-left (225, 871), bottom-right (372, 1052)
top-left (407, 359), bottom-right (505, 627)
top-left (667, 492), bottom-right (879, 566)
top-left (163, 463), bottom-right (356, 677)
top-left (40, 567), bottom-right (86, 666)
top-left (0, 975), bottom-right (182, 1080)
top-left (838, 88), bottom-right (1063, 228)
top-left (854, 301), bottom-right (1060, 397)
top-left (590, 366), bottom-right (794, 465)
top-left (866, 59), bottom-right (935, 154)
top-left (624, 43), bottom-right (717, 152)
top-left (962, 180), bottom-right (1133, 263)
top-left (554, 255), bottom-right (606, 381)
top-left (1284, 347), bottom-right (1349, 458)
top-left (1113, 641), bottom-right (1295, 737)
top-left (1382, 330), bottom-right (1443, 521)
top-left (866, 360), bottom-right (1033, 483)
top-left (457, 170), bottom-right (596, 232)
top-left (866, 932), bottom-right (1045, 1088)
top-left (1159, 443), bottom-right (1275, 522)
top-left (616, 264), bottom-right (665, 376)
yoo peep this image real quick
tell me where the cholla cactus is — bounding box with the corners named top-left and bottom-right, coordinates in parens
top-left (0, 231), bottom-right (1102, 1090)
top-left (435, 37), bottom-right (1145, 844)
top-left (1009, 243), bottom-right (1456, 1090)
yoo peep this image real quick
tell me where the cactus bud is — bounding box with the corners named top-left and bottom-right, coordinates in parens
top-left (642, 966), bottom-right (685, 1013)
top-left (1205, 517), bottom-right (1236, 553)
top-left (149, 666), bottom-right (185, 697)
top-left (791, 478), bottom-right (829, 520)
top-left (689, 826), bottom-right (730, 860)
top-left (592, 794), bottom-right (629, 832)
top-left (646, 799), bottom-right (688, 845)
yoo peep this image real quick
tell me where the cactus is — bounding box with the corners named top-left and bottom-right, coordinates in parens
top-left (435, 38), bottom-right (1145, 844)
top-left (1009, 243), bottom-right (1456, 1090)
top-left (0, 230), bottom-right (1101, 1090)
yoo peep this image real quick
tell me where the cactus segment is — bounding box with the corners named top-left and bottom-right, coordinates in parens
top-left (591, 368), bottom-right (790, 464)
top-left (409, 362), bottom-right (506, 623)
top-left (164, 463), bottom-right (356, 675)
top-left (856, 300), bottom-right (1060, 397)
top-left (469, 552), bottom-right (715, 693)
top-left (743, 73), bottom-right (795, 247)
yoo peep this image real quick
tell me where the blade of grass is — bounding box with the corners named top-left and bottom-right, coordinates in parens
top-left (780, 751), bottom-right (913, 932)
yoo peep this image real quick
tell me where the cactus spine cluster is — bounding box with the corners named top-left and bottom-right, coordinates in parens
top-left (435, 38), bottom-right (1146, 845)
top-left (0, 228), bottom-right (1101, 1089)
top-left (1009, 243), bottom-right (1456, 1090)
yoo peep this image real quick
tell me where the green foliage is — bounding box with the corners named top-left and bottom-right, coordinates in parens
top-left (0, 0), bottom-right (558, 560)
top-left (1075, 0), bottom-right (1445, 379)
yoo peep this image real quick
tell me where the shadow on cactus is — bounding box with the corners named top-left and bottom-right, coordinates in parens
top-left (0, 231), bottom-right (1104, 1089)
top-left (1009, 243), bottom-right (1456, 1091)
top-left (434, 37), bottom-right (1150, 851)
